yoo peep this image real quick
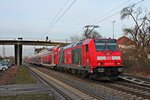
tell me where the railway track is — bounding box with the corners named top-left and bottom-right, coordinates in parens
top-left (85, 77), bottom-right (150, 100)
top-left (114, 81), bottom-right (150, 94)
top-left (26, 63), bottom-right (150, 100)
top-left (98, 81), bottom-right (150, 100)
top-left (25, 64), bottom-right (99, 100)
top-left (119, 75), bottom-right (150, 87)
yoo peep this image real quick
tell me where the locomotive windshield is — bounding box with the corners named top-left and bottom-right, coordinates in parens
top-left (95, 39), bottom-right (118, 51)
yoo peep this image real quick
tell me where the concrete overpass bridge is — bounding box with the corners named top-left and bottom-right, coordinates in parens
top-left (0, 38), bottom-right (69, 66)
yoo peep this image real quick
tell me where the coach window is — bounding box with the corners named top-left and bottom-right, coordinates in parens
top-left (86, 44), bottom-right (88, 52)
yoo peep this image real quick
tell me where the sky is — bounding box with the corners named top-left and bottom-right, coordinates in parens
top-left (0, 0), bottom-right (149, 57)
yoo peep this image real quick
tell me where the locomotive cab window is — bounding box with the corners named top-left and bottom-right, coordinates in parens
top-left (107, 43), bottom-right (118, 51)
top-left (95, 43), bottom-right (106, 51)
top-left (95, 39), bottom-right (118, 51)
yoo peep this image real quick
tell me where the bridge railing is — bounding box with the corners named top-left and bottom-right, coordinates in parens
top-left (0, 37), bottom-right (72, 43)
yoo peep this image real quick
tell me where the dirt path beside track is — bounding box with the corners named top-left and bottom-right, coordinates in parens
top-left (0, 66), bottom-right (18, 85)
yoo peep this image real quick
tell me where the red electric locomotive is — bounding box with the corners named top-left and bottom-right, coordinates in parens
top-left (58, 38), bottom-right (123, 80)
top-left (27, 25), bottom-right (124, 80)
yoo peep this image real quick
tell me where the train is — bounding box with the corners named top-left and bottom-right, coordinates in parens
top-left (26, 38), bottom-right (124, 80)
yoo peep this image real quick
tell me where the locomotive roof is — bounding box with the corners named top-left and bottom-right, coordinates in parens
top-left (94, 39), bottom-right (117, 42)
top-left (61, 40), bottom-right (84, 50)
top-left (60, 38), bottom-right (117, 50)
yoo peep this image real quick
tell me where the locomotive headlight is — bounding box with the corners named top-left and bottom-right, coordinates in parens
top-left (97, 56), bottom-right (106, 60)
top-left (116, 62), bottom-right (120, 65)
top-left (112, 56), bottom-right (121, 60)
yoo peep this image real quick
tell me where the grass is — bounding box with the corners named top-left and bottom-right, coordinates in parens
top-left (0, 94), bottom-right (55, 100)
top-left (11, 66), bottom-right (37, 84)
top-left (2, 66), bottom-right (56, 100)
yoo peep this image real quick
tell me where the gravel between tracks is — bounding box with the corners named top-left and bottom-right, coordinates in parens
top-left (33, 66), bottom-right (149, 100)
top-left (29, 66), bottom-right (98, 100)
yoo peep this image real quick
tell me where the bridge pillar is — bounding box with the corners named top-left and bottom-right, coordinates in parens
top-left (14, 44), bottom-right (22, 66)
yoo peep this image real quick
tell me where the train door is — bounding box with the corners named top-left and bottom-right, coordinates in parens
top-left (82, 44), bottom-right (87, 66)
top-left (51, 54), bottom-right (54, 65)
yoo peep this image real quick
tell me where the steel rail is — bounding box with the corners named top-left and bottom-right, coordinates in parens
top-left (25, 64), bottom-right (98, 100)
top-left (26, 63), bottom-right (150, 99)
top-left (119, 75), bottom-right (150, 87)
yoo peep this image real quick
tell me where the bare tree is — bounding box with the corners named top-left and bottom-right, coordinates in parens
top-left (83, 29), bottom-right (102, 39)
top-left (121, 5), bottom-right (150, 63)
top-left (69, 34), bottom-right (81, 43)
top-left (69, 29), bottom-right (102, 43)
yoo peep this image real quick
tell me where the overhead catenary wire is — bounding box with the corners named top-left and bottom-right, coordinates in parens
top-left (93, 0), bottom-right (144, 24)
top-left (73, 0), bottom-right (135, 35)
top-left (45, 0), bottom-right (70, 34)
top-left (88, 0), bottom-right (132, 25)
top-left (74, 0), bottom-right (144, 35)
top-left (47, 0), bottom-right (77, 33)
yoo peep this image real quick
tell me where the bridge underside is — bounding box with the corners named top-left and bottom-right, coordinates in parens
top-left (0, 39), bottom-right (69, 66)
